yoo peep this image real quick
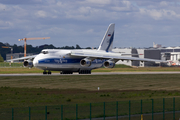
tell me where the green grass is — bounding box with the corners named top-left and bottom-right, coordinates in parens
top-left (0, 62), bottom-right (23, 67)
top-left (0, 67), bottom-right (44, 74)
top-left (0, 74), bottom-right (180, 108)
top-left (93, 66), bottom-right (180, 72)
top-left (1, 97), bottom-right (179, 120)
top-left (1, 62), bottom-right (180, 74)
top-left (114, 64), bottom-right (132, 68)
top-left (1, 74), bottom-right (180, 120)
top-left (1, 66), bottom-right (180, 74)
top-left (0, 86), bottom-right (180, 108)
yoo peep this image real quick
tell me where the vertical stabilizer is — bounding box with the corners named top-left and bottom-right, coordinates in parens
top-left (98, 23), bottom-right (115, 52)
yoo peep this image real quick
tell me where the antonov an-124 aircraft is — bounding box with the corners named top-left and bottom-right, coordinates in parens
top-left (8, 23), bottom-right (166, 74)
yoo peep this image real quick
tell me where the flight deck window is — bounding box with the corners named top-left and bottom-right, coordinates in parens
top-left (41, 51), bottom-right (48, 54)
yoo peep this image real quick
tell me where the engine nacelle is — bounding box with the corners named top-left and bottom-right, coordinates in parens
top-left (23, 60), bottom-right (33, 68)
top-left (103, 60), bottom-right (115, 68)
top-left (80, 58), bottom-right (91, 67)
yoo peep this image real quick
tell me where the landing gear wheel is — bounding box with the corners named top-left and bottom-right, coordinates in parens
top-left (43, 71), bottom-right (47, 74)
top-left (79, 70), bottom-right (91, 74)
top-left (48, 71), bottom-right (51, 74)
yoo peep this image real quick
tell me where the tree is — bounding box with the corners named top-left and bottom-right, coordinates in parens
top-left (85, 47), bottom-right (91, 49)
top-left (0, 54), bottom-right (4, 62)
top-left (76, 44), bottom-right (81, 49)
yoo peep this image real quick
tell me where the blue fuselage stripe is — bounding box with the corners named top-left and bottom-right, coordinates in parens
top-left (38, 58), bottom-right (105, 64)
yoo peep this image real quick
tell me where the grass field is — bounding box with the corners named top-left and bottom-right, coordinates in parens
top-left (0, 62), bottom-right (23, 67)
top-left (0, 74), bottom-right (180, 108)
top-left (1, 64), bottom-right (180, 119)
top-left (1, 66), bottom-right (180, 74)
top-left (1, 62), bottom-right (180, 74)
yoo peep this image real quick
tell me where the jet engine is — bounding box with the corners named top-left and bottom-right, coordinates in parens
top-left (23, 60), bottom-right (33, 68)
top-left (80, 58), bottom-right (91, 67)
top-left (103, 60), bottom-right (115, 68)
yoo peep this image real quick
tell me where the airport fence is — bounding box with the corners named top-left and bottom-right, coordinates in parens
top-left (0, 97), bottom-right (180, 120)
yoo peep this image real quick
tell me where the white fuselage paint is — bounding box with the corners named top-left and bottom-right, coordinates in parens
top-left (33, 49), bottom-right (104, 72)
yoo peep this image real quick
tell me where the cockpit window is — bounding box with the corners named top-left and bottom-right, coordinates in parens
top-left (41, 51), bottom-right (48, 54)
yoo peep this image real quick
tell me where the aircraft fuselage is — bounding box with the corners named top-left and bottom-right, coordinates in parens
top-left (33, 49), bottom-right (104, 72)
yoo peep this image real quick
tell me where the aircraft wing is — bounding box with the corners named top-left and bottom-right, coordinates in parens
top-left (6, 55), bottom-right (37, 62)
top-left (70, 50), bottom-right (166, 63)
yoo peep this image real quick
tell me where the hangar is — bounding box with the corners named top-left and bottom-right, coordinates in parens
top-left (112, 46), bottom-right (180, 67)
top-left (112, 48), bottom-right (162, 67)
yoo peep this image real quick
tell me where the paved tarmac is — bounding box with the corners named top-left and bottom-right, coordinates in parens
top-left (0, 71), bottom-right (180, 76)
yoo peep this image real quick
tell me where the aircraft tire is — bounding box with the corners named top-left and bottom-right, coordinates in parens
top-left (79, 70), bottom-right (91, 74)
top-left (43, 71), bottom-right (47, 74)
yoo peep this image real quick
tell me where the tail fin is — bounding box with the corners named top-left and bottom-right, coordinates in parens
top-left (98, 23), bottom-right (115, 52)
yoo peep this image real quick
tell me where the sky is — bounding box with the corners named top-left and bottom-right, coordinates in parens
top-left (0, 0), bottom-right (180, 48)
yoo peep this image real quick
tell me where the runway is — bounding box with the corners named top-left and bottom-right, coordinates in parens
top-left (0, 71), bottom-right (180, 76)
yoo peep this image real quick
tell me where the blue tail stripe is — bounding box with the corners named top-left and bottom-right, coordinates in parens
top-left (106, 32), bottom-right (114, 52)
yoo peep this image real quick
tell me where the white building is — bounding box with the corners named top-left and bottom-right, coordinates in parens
top-left (112, 48), bottom-right (163, 67)
top-left (159, 47), bottom-right (180, 65)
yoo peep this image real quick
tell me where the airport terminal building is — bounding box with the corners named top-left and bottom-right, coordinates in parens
top-left (112, 48), bottom-right (162, 67)
top-left (112, 46), bottom-right (180, 67)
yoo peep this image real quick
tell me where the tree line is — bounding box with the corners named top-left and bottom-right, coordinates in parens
top-left (0, 42), bottom-right (92, 61)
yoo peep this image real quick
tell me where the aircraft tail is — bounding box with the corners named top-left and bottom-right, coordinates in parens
top-left (98, 23), bottom-right (115, 52)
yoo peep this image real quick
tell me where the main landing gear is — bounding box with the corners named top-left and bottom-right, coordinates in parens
top-left (43, 70), bottom-right (51, 75)
top-left (79, 70), bottom-right (91, 74)
top-left (59, 70), bottom-right (91, 74)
